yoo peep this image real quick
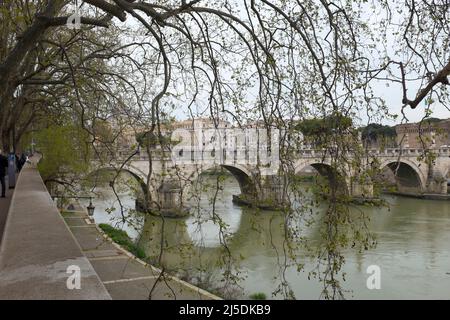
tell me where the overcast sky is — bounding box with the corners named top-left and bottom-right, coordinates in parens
top-left (109, 1), bottom-right (449, 127)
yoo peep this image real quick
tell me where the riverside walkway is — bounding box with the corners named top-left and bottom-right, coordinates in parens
top-left (0, 157), bottom-right (217, 300)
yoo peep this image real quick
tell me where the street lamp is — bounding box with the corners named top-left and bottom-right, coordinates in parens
top-left (87, 198), bottom-right (95, 217)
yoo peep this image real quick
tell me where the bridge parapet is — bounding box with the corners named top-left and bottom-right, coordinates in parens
top-left (106, 147), bottom-right (450, 165)
top-left (368, 147), bottom-right (450, 157)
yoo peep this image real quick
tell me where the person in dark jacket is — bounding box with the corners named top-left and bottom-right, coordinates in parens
top-left (15, 153), bottom-right (21, 172)
top-left (20, 153), bottom-right (27, 169)
top-left (0, 151), bottom-right (8, 197)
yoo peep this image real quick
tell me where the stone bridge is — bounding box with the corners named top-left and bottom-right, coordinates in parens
top-left (90, 145), bottom-right (450, 217)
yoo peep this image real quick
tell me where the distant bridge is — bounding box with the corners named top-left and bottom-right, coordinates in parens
top-left (87, 122), bottom-right (450, 216)
top-left (90, 144), bottom-right (450, 217)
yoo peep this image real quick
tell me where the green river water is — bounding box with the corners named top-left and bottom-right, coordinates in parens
top-left (83, 173), bottom-right (450, 299)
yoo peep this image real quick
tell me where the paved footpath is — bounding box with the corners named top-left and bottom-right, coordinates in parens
top-left (62, 206), bottom-right (220, 300)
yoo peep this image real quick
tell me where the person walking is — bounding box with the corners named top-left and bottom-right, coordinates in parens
top-left (15, 153), bottom-right (21, 172)
top-left (0, 151), bottom-right (9, 198)
top-left (19, 153), bottom-right (27, 170)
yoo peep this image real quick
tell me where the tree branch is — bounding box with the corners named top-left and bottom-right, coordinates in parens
top-left (40, 15), bottom-right (110, 28)
top-left (85, 0), bottom-right (127, 22)
top-left (403, 59), bottom-right (450, 109)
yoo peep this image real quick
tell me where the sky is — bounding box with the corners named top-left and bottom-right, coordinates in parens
top-left (362, 79), bottom-right (449, 126)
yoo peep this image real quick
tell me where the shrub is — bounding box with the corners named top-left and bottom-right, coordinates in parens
top-left (99, 223), bottom-right (146, 259)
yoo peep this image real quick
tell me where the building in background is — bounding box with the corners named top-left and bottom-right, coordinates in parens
top-left (395, 118), bottom-right (450, 149)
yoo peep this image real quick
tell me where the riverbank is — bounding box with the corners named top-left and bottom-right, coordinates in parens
top-left (61, 205), bottom-right (221, 300)
top-left (232, 194), bottom-right (286, 211)
top-left (382, 191), bottom-right (450, 200)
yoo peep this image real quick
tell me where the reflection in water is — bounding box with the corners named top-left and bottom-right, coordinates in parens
top-left (84, 172), bottom-right (450, 299)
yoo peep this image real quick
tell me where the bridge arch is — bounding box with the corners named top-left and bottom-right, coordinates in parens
top-left (184, 164), bottom-right (256, 201)
top-left (87, 166), bottom-right (148, 197)
top-left (294, 160), bottom-right (350, 195)
top-left (379, 159), bottom-right (425, 194)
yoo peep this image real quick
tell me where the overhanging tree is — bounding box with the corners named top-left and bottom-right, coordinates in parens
top-left (1, 0), bottom-right (449, 300)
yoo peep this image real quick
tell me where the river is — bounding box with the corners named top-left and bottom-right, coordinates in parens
top-left (82, 172), bottom-right (450, 299)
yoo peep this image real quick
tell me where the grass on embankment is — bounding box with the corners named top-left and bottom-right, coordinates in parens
top-left (98, 223), bottom-right (146, 260)
top-left (249, 292), bottom-right (267, 300)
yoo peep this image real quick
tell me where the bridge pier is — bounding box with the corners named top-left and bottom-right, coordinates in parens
top-left (136, 179), bottom-right (190, 218)
top-left (348, 174), bottom-right (375, 201)
top-left (425, 169), bottom-right (448, 194)
top-left (156, 180), bottom-right (190, 217)
top-left (232, 174), bottom-right (288, 211)
top-left (350, 182), bottom-right (374, 199)
top-left (143, 174), bottom-right (289, 216)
